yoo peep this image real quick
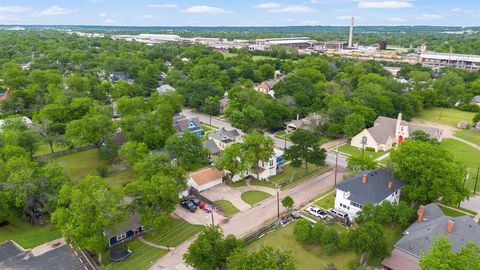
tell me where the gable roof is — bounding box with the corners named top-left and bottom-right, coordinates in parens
top-left (335, 169), bottom-right (404, 205)
top-left (395, 203), bottom-right (480, 258)
top-left (173, 115), bottom-right (202, 132)
top-left (104, 212), bottom-right (142, 239)
top-left (189, 167), bottom-right (223, 186)
top-left (156, 84), bottom-right (175, 94)
top-left (203, 139), bottom-right (222, 155)
top-left (209, 128), bottom-right (240, 142)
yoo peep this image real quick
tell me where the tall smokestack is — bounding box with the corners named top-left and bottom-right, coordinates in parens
top-left (348, 16), bottom-right (354, 48)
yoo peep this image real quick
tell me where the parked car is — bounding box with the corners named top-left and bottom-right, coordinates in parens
top-left (316, 209), bottom-right (328, 220)
top-left (181, 199), bottom-right (197, 212)
top-left (328, 208), bottom-right (348, 220)
top-left (290, 211), bottom-right (301, 219)
top-left (188, 197), bottom-right (200, 206)
top-left (306, 206), bottom-right (322, 218)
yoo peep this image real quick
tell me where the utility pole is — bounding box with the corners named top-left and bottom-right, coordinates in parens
top-left (284, 132), bottom-right (287, 149)
top-left (474, 167), bottom-right (480, 194)
top-left (211, 212), bottom-right (214, 226)
top-left (277, 189), bottom-right (280, 220)
top-left (334, 141), bottom-right (339, 187)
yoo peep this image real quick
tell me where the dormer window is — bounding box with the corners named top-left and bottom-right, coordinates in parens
top-left (344, 191), bottom-right (351, 199)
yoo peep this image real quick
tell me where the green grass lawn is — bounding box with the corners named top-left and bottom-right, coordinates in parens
top-left (455, 129), bottom-right (480, 147)
top-left (338, 144), bottom-right (387, 160)
top-left (49, 149), bottom-right (135, 186)
top-left (241, 190), bottom-right (272, 205)
top-left (201, 123), bottom-right (218, 132)
top-left (0, 220), bottom-right (61, 249)
top-left (101, 239), bottom-right (168, 270)
top-left (215, 200), bottom-right (240, 217)
top-left (249, 180), bottom-right (277, 188)
top-left (439, 139), bottom-right (480, 190)
top-left (34, 143), bottom-right (70, 157)
top-left (222, 52), bottom-right (276, 61)
top-left (274, 130), bottom-right (292, 142)
top-left (438, 205), bottom-right (468, 217)
top-left (142, 218), bottom-right (203, 247)
top-left (414, 107), bottom-right (476, 127)
top-left (369, 225), bottom-right (405, 266)
top-left (269, 163), bottom-right (331, 189)
top-left (247, 223), bottom-right (359, 270)
top-left (228, 180), bottom-right (247, 188)
top-left (314, 191), bottom-right (335, 209)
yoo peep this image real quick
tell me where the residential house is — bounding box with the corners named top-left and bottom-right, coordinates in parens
top-left (351, 113), bottom-right (443, 152)
top-left (104, 212), bottom-right (144, 247)
top-left (248, 148), bottom-right (285, 181)
top-left (334, 169), bottom-right (404, 221)
top-left (188, 167), bottom-right (224, 192)
top-left (108, 71), bottom-right (132, 83)
top-left (0, 116), bottom-right (32, 132)
top-left (203, 128), bottom-right (242, 160)
top-left (172, 114), bottom-right (204, 136)
top-left (284, 113), bottom-right (323, 133)
top-left (471, 95), bottom-right (480, 106)
top-left (253, 75), bottom-right (285, 98)
top-left (156, 84), bottom-right (175, 94)
top-left (381, 203), bottom-right (480, 270)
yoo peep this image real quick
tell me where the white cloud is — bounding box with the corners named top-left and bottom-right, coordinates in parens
top-left (358, 1), bottom-right (414, 9)
top-left (99, 12), bottom-right (107, 17)
top-left (416, 13), bottom-right (443, 20)
top-left (451, 8), bottom-right (462, 12)
top-left (38, 6), bottom-right (72, 16)
top-left (0, 6), bottom-right (29, 13)
top-left (0, 14), bottom-right (23, 22)
top-left (142, 14), bottom-right (160, 19)
top-left (148, 4), bottom-right (177, 8)
top-left (255, 2), bottom-right (282, 9)
top-left (388, 16), bottom-right (405, 22)
top-left (270, 5), bottom-right (313, 13)
top-left (103, 18), bottom-right (116, 24)
top-left (182, 5), bottom-right (227, 14)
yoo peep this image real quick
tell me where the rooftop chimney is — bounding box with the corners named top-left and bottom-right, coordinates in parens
top-left (417, 205), bottom-right (425, 223)
top-left (447, 220), bottom-right (455, 233)
top-left (348, 17), bottom-right (354, 48)
top-left (388, 181), bottom-right (393, 189)
top-left (362, 174), bottom-right (367, 184)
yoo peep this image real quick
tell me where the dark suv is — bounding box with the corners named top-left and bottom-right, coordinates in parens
top-left (181, 199), bottom-right (197, 212)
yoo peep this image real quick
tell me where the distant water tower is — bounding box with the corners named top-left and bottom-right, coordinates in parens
top-left (379, 40), bottom-right (387, 50)
top-left (348, 17), bottom-right (354, 48)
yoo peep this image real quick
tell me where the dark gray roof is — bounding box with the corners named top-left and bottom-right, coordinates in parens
top-left (395, 203), bottom-right (480, 258)
top-left (209, 128), bottom-right (240, 142)
top-left (335, 169), bottom-right (404, 205)
top-left (173, 115), bottom-right (202, 132)
top-left (203, 139), bottom-right (222, 155)
top-left (0, 241), bottom-right (94, 270)
top-left (104, 212), bottom-right (142, 239)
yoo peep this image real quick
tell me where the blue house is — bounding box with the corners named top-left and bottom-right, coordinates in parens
top-left (104, 213), bottom-right (144, 247)
top-left (173, 114), bottom-right (204, 137)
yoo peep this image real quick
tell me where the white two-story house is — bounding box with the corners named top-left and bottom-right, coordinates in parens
top-left (334, 169), bottom-right (404, 221)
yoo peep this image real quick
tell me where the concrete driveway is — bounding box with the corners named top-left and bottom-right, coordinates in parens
top-left (172, 205), bottom-right (225, 226)
top-left (200, 183), bottom-right (276, 212)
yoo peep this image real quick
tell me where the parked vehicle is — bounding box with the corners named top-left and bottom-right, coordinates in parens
top-left (181, 199), bottom-right (197, 212)
top-left (188, 197), bottom-right (200, 206)
top-left (316, 209), bottom-right (328, 220)
top-left (328, 208), bottom-right (348, 219)
top-left (306, 206), bottom-right (322, 218)
top-left (290, 211), bottom-right (301, 220)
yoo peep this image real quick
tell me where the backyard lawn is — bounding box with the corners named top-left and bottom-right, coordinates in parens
top-left (269, 163), bottom-right (331, 189)
top-left (247, 223), bottom-right (359, 270)
top-left (439, 139), bottom-right (480, 190)
top-left (413, 107), bottom-right (476, 127)
top-left (34, 143), bottom-right (70, 157)
top-left (338, 144), bottom-right (387, 159)
top-left (142, 218), bottom-right (203, 247)
top-left (241, 190), bottom-right (272, 205)
top-left (101, 239), bottom-right (168, 270)
top-left (0, 220), bottom-right (61, 249)
top-left (455, 129), bottom-right (480, 147)
top-left (215, 200), bottom-right (240, 217)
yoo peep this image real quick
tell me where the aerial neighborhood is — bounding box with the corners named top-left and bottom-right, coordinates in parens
top-left (1, 2), bottom-right (480, 270)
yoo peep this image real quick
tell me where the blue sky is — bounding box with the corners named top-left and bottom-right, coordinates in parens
top-left (0, 0), bottom-right (479, 26)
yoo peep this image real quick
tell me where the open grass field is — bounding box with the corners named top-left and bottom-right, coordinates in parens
top-left (102, 239), bottom-right (168, 270)
top-left (270, 163), bottom-right (331, 189)
top-left (222, 52), bottom-right (276, 61)
top-left (338, 144), bottom-right (387, 159)
top-left (0, 221), bottom-right (61, 249)
top-left (455, 129), bottom-right (480, 147)
top-left (104, 170), bottom-right (136, 186)
top-left (439, 139), bottom-right (480, 190)
top-left (215, 200), bottom-right (240, 217)
top-left (414, 107), bottom-right (476, 127)
top-left (142, 218), bottom-right (203, 247)
top-left (34, 143), bottom-right (70, 157)
top-left (247, 223), bottom-right (359, 270)
top-left (241, 190), bottom-right (272, 205)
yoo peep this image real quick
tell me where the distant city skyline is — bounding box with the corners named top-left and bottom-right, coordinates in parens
top-left (0, 0), bottom-right (479, 26)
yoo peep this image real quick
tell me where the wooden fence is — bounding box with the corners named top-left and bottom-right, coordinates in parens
top-left (33, 145), bottom-right (95, 162)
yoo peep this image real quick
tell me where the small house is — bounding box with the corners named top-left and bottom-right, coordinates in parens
top-left (156, 84), bottom-right (175, 94)
top-left (203, 128), bottom-right (242, 161)
top-left (104, 212), bottom-right (144, 247)
top-left (172, 114), bottom-right (204, 136)
top-left (188, 167), bottom-right (224, 192)
top-left (381, 203), bottom-right (480, 270)
top-left (334, 169), bottom-right (404, 221)
top-left (470, 95), bottom-right (480, 106)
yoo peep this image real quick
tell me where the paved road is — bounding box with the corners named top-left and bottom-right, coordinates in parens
top-left (150, 168), bottom-right (346, 270)
top-left (182, 109), bottom-right (347, 168)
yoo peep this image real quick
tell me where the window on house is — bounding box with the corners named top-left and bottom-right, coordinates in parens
top-left (350, 201), bottom-right (363, 209)
top-left (116, 232), bottom-right (127, 241)
top-left (269, 160), bottom-right (274, 167)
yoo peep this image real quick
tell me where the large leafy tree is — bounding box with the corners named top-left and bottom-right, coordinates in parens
top-left (241, 132), bottom-right (274, 180)
top-left (420, 237), bottom-right (480, 270)
top-left (285, 129), bottom-right (326, 173)
top-left (65, 113), bottom-right (115, 148)
top-left (346, 155), bottom-right (378, 174)
top-left (118, 141), bottom-right (149, 167)
top-left (343, 113), bottom-right (366, 139)
top-left (390, 140), bottom-right (469, 206)
top-left (349, 221), bottom-right (389, 264)
top-left (228, 245), bottom-right (296, 270)
top-left (215, 143), bottom-right (248, 183)
top-left (165, 131), bottom-right (206, 170)
top-left (51, 176), bottom-right (126, 253)
top-left (184, 226), bottom-right (242, 270)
